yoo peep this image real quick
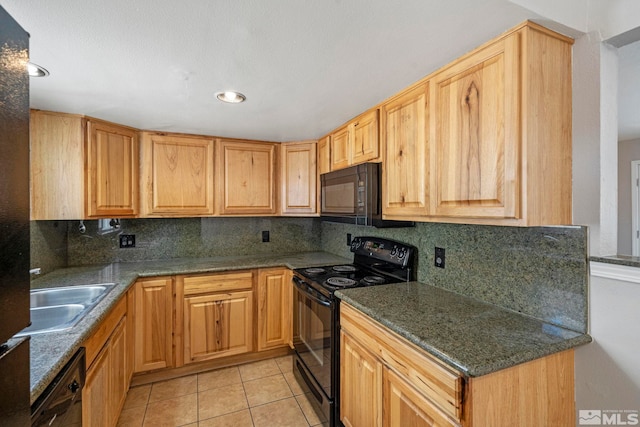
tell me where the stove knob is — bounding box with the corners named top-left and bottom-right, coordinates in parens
top-left (397, 248), bottom-right (407, 260)
top-left (391, 246), bottom-right (398, 257)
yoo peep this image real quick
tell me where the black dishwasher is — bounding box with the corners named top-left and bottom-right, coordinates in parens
top-left (31, 348), bottom-right (86, 426)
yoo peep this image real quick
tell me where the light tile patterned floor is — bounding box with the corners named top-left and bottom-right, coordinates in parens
top-left (116, 355), bottom-right (329, 427)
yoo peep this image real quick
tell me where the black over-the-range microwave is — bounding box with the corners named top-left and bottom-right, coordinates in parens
top-left (320, 163), bottom-right (414, 228)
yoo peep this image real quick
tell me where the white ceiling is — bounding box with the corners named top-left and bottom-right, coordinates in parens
top-left (1, 0), bottom-right (549, 141)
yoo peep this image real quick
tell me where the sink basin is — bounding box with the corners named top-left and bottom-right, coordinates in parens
top-left (17, 304), bottom-right (86, 336)
top-left (16, 283), bottom-right (116, 336)
top-left (30, 284), bottom-right (115, 308)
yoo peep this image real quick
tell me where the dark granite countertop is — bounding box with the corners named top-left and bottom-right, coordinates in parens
top-left (590, 254), bottom-right (640, 268)
top-left (336, 282), bottom-right (592, 377)
top-left (27, 251), bottom-right (350, 404)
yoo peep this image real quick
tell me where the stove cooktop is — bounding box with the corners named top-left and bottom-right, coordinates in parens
top-left (295, 263), bottom-right (406, 292)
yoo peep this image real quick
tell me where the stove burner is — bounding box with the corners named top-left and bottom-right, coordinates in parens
top-left (326, 277), bottom-right (358, 287)
top-left (304, 267), bottom-right (326, 275)
top-left (362, 275), bottom-right (386, 285)
top-left (332, 265), bottom-right (358, 273)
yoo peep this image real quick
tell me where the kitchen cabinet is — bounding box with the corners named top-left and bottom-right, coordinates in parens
top-left (330, 109), bottom-right (380, 171)
top-left (30, 110), bottom-right (138, 220)
top-left (133, 277), bottom-right (174, 372)
top-left (140, 132), bottom-right (215, 217)
top-left (257, 268), bottom-right (292, 351)
top-left (86, 119), bottom-right (138, 218)
top-left (340, 330), bottom-right (382, 427)
top-left (340, 302), bottom-right (576, 427)
top-left (427, 22), bottom-right (572, 225)
top-left (177, 271), bottom-right (254, 365)
top-left (376, 21), bottom-right (572, 226)
top-left (280, 141), bottom-right (317, 215)
top-left (83, 297), bottom-right (129, 427)
top-left (216, 139), bottom-right (277, 215)
top-left (381, 83), bottom-right (430, 218)
top-left (330, 125), bottom-right (350, 171)
top-left (317, 135), bottom-right (331, 175)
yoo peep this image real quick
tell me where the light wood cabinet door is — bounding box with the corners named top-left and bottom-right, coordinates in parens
top-left (352, 109), bottom-right (380, 165)
top-left (257, 268), bottom-right (291, 351)
top-left (83, 316), bottom-right (128, 427)
top-left (109, 318), bottom-right (128, 422)
top-left (331, 126), bottom-right (350, 171)
top-left (381, 83), bottom-right (430, 218)
top-left (383, 368), bottom-right (457, 427)
top-left (430, 36), bottom-right (520, 219)
top-left (30, 110), bottom-right (85, 220)
top-left (183, 290), bottom-right (253, 363)
top-left (83, 344), bottom-right (110, 427)
top-left (86, 120), bottom-right (138, 218)
top-left (317, 135), bottom-right (331, 175)
top-left (216, 139), bottom-right (277, 215)
top-left (134, 277), bottom-right (174, 372)
top-left (340, 330), bottom-right (383, 427)
top-left (140, 132), bottom-right (215, 216)
top-left (281, 142), bottom-right (317, 215)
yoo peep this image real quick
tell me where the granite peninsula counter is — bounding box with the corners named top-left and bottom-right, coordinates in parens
top-left (336, 281), bottom-right (592, 377)
top-left (28, 251), bottom-right (350, 404)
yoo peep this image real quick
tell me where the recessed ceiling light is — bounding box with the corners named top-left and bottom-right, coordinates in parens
top-left (216, 91), bottom-right (246, 103)
top-left (27, 62), bottom-right (49, 77)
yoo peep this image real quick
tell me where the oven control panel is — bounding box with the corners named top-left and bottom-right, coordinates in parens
top-left (350, 236), bottom-right (414, 267)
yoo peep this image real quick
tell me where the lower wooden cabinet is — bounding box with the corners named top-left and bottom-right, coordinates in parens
top-left (257, 268), bottom-right (292, 351)
top-left (83, 298), bottom-right (129, 427)
top-left (177, 271), bottom-right (254, 365)
top-left (340, 303), bottom-right (576, 427)
top-left (340, 330), bottom-right (383, 427)
top-left (133, 277), bottom-right (174, 373)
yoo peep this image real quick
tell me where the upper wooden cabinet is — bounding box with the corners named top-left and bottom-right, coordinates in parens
top-left (317, 135), bottom-right (331, 175)
top-left (381, 83), bottom-right (429, 218)
top-left (86, 119), bottom-right (138, 218)
top-left (216, 139), bottom-right (277, 215)
top-left (140, 132), bottom-right (215, 217)
top-left (381, 21), bottom-right (573, 226)
top-left (330, 125), bottom-right (350, 171)
top-left (30, 110), bottom-right (138, 220)
top-left (351, 109), bottom-right (380, 165)
top-left (428, 23), bottom-right (572, 225)
top-left (329, 109), bottom-right (380, 171)
top-left (280, 141), bottom-right (317, 215)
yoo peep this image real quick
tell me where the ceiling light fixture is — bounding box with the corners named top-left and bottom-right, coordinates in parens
top-left (216, 91), bottom-right (246, 103)
top-left (27, 62), bottom-right (49, 77)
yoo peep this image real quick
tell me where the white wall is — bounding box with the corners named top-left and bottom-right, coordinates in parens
top-left (576, 265), bottom-right (640, 410)
top-left (618, 139), bottom-right (640, 255)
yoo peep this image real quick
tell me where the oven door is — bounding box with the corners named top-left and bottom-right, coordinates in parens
top-left (292, 276), bottom-right (335, 401)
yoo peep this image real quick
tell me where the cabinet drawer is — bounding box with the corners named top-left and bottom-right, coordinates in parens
top-left (183, 271), bottom-right (254, 295)
top-left (340, 303), bottom-right (462, 421)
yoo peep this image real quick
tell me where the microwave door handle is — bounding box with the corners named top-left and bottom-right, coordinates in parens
top-left (293, 277), bottom-right (332, 308)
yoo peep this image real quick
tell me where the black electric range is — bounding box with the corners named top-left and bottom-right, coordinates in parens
top-left (291, 236), bottom-right (416, 426)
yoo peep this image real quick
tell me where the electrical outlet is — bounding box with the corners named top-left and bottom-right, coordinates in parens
top-left (262, 230), bottom-right (270, 242)
top-left (435, 247), bottom-right (445, 268)
top-left (119, 234), bottom-right (135, 248)
top-left (347, 233), bottom-right (352, 246)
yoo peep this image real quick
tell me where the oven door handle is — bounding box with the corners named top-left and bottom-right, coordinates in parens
top-left (293, 276), bottom-right (332, 308)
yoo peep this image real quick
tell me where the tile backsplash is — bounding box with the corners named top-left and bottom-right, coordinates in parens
top-left (321, 221), bottom-right (589, 333)
top-left (31, 217), bottom-right (588, 332)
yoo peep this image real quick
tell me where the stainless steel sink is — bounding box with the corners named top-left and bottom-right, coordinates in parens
top-left (18, 304), bottom-right (86, 336)
top-left (16, 284), bottom-right (116, 336)
top-left (30, 284), bottom-right (115, 308)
